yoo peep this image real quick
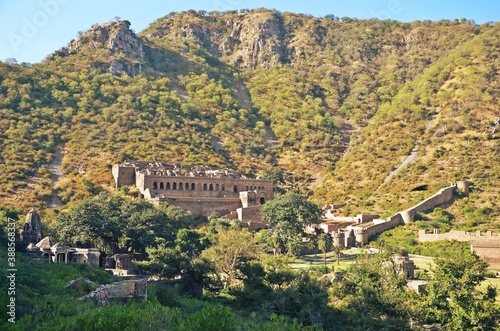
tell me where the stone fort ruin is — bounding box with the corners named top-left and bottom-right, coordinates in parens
top-left (113, 161), bottom-right (273, 225)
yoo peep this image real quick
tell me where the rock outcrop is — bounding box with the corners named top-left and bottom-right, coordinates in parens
top-left (225, 13), bottom-right (286, 69)
top-left (78, 280), bottom-right (147, 306)
top-left (144, 11), bottom-right (288, 70)
top-left (49, 20), bottom-right (145, 76)
top-left (64, 278), bottom-right (96, 292)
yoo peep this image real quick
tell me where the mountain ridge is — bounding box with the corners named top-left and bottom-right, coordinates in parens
top-left (1, 9), bottom-right (499, 230)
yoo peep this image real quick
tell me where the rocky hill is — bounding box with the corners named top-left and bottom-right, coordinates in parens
top-left (1, 9), bottom-right (499, 229)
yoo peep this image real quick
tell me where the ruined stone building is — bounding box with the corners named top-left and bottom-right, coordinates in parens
top-left (21, 209), bottom-right (100, 265)
top-left (28, 236), bottom-right (101, 265)
top-left (21, 208), bottom-right (44, 245)
top-left (112, 161), bottom-right (273, 225)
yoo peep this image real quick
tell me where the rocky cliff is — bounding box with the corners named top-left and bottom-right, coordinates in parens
top-left (49, 20), bottom-right (145, 75)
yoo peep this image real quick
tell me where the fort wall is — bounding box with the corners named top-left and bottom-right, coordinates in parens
top-left (418, 229), bottom-right (496, 242)
top-left (419, 230), bottom-right (500, 263)
top-left (401, 185), bottom-right (456, 223)
top-left (347, 182), bottom-right (467, 245)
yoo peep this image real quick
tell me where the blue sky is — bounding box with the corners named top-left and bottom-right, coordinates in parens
top-left (1, 0), bottom-right (499, 64)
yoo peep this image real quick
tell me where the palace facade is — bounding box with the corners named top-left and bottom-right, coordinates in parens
top-left (112, 161), bottom-right (273, 222)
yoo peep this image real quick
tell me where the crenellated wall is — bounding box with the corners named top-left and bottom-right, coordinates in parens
top-left (418, 229), bottom-right (496, 242)
top-left (347, 182), bottom-right (468, 245)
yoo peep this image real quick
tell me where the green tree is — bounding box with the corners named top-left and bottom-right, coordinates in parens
top-left (334, 251), bottom-right (418, 329)
top-left (422, 250), bottom-right (499, 330)
top-left (56, 197), bottom-right (121, 254)
top-left (175, 229), bottom-right (209, 258)
top-left (57, 193), bottom-right (184, 254)
top-left (201, 228), bottom-right (258, 288)
top-left (332, 245), bottom-right (344, 266)
top-left (261, 192), bottom-right (321, 254)
top-left (316, 233), bottom-right (332, 267)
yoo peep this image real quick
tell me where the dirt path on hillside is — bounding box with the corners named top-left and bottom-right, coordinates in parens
top-left (47, 147), bottom-right (64, 208)
top-left (381, 145), bottom-right (419, 186)
top-left (171, 85), bottom-right (190, 101)
top-left (377, 114), bottom-right (439, 190)
top-left (235, 80), bottom-right (252, 109)
top-left (264, 126), bottom-right (280, 149)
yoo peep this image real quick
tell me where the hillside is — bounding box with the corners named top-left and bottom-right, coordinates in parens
top-left (0, 9), bottom-right (499, 229)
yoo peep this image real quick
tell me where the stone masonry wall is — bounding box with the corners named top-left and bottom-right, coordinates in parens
top-left (418, 229), bottom-right (495, 242)
top-left (400, 185), bottom-right (456, 223)
top-left (113, 162), bottom-right (273, 217)
top-left (112, 165), bottom-right (135, 188)
top-left (348, 182), bottom-right (466, 244)
top-left (473, 243), bottom-right (500, 263)
top-left (419, 230), bottom-right (500, 263)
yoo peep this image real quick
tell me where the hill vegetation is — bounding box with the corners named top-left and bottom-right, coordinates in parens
top-left (1, 9), bottom-right (499, 230)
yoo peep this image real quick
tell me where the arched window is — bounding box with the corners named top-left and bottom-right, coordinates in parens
top-left (166, 182), bottom-right (171, 190)
top-left (260, 197), bottom-right (266, 205)
top-left (153, 182), bottom-right (158, 189)
top-left (209, 184), bottom-right (214, 191)
top-left (173, 183), bottom-right (177, 190)
top-left (246, 186), bottom-right (249, 191)
top-left (233, 185), bottom-right (238, 193)
top-left (179, 183), bottom-right (183, 190)
top-left (185, 183), bottom-right (190, 190)
top-left (203, 183), bottom-right (207, 191)
top-left (221, 184), bottom-right (225, 191)
top-left (160, 182), bottom-right (164, 189)
top-left (192, 183), bottom-right (196, 190)
top-left (216, 184), bottom-right (219, 191)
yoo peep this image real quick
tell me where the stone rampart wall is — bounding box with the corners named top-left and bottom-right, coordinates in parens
top-left (349, 214), bottom-right (404, 244)
top-left (419, 230), bottom-right (500, 263)
top-left (328, 216), bottom-right (356, 222)
top-left (338, 182), bottom-right (467, 245)
top-left (365, 214), bottom-right (404, 239)
top-left (473, 244), bottom-right (500, 263)
top-left (157, 197), bottom-right (243, 217)
top-left (401, 186), bottom-right (455, 223)
top-left (418, 230), bottom-right (496, 242)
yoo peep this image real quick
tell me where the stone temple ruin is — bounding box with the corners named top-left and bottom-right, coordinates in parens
top-left (21, 208), bottom-right (44, 245)
top-left (22, 209), bottom-right (100, 265)
top-left (113, 161), bottom-right (274, 227)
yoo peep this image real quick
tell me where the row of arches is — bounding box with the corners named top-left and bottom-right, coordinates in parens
top-left (245, 185), bottom-right (265, 191)
top-left (152, 181), bottom-right (240, 193)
